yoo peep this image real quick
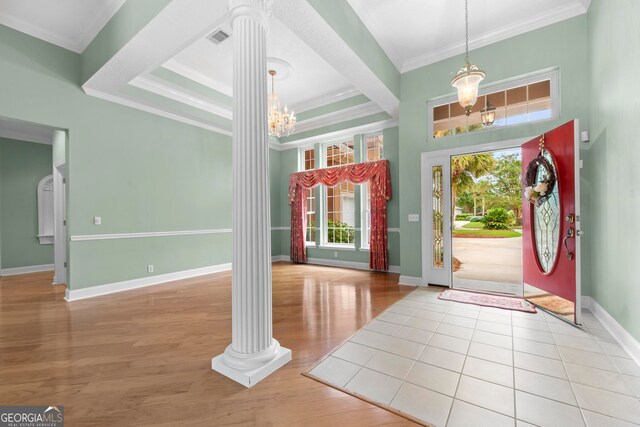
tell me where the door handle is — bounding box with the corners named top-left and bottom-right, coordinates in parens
top-left (563, 227), bottom-right (575, 260)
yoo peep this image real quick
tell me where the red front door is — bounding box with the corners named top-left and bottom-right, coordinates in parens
top-left (522, 120), bottom-right (581, 324)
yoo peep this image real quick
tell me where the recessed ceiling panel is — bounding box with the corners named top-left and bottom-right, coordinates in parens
top-left (168, 15), bottom-right (356, 111)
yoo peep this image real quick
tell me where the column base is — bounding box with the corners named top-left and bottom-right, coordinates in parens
top-left (212, 346), bottom-right (292, 388)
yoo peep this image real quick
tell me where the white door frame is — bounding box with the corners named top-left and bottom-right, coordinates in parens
top-left (420, 136), bottom-right (532, 287)
top-left (53, 160), bottom-right (67, 285)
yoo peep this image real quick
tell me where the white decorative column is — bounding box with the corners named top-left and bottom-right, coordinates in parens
top-left (212, 0), bottom-right (291, 388)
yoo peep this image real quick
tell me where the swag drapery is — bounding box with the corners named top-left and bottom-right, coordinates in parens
top-left (288, 159), bottom-right (391, 270)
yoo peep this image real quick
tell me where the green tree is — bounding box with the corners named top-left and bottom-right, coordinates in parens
top-left (487, 154), bottom-right (523, 224)
top-left (451, 153), bottom-right (496, 221)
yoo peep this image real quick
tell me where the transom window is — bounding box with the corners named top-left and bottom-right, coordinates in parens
top-left (430, 70), bottom-right (558, 139)
top-left (325, 141), bottom-right (355, 167)
top-left (366, 133), bottom-right (384, 162)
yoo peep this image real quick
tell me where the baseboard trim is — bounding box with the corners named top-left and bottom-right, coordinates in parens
top-left (0, 264), bottom-right (54, 276)
top-left (583, 296), bottom-right (640, 367)
top-left (398, 275), bottom-right (426, 286)
top-left (272, 255), bottom-right (400, 273)
top-left (64, 263), bottom-right (232, 302)
top-left (306, 257), bottom-right (400, 274)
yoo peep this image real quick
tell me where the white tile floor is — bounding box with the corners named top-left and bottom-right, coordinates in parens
top-left (308, 287), bottom-right (640, 426)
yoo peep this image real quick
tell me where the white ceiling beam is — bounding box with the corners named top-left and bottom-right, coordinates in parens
top-left (271, 0), bottom-right (399, 119)
top-left (83, 0), bottom-right (228, 95)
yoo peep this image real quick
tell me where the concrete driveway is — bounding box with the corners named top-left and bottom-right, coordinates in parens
top-left (453, 236), bottom-right (522, 286)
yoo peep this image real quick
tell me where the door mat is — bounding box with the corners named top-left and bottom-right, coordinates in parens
top-left (438, 288), bottom-right (536, 313)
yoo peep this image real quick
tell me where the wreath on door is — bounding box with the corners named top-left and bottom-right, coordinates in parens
top-left (524, 153), bottom-right (556, 207)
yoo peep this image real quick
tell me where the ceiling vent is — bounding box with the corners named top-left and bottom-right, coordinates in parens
top-left (207, 29), bottom-right (230, 45)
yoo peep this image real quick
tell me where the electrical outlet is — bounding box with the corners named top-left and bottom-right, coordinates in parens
top-left (334, 251), bottom-right (338, 258)
top-left (93, 216), bottom-right (102, 225)
top-left (408, 214), bottom-right (420, 222)
top-left (147, 265), bottom-right (154, 273)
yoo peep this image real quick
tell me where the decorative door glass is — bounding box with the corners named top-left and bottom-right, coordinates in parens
top-left (432, 166), bottom-right (444, 269)
top-left (533, 151), bottom-right (560, 273)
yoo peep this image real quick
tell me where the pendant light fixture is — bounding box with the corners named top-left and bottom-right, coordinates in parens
top-left (268, 69), bottom-right (296, 138)
top-left (481, 100), bottom-right (496, 126)
top-left (451, 0), bottom-right (485, 116)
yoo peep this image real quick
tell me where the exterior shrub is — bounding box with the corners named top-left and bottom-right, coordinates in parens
top-left (455, 213), bottom-right (473, 220)
top-left (484, 208), bottom-right (511, 230)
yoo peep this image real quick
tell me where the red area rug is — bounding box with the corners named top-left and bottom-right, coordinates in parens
top-left (439, 289), bottom-right (537, 313)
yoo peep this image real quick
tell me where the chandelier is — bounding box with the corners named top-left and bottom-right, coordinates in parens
top-left (450, 0), bottom-right (485, 116)
top-left (268, 69), bottom-right (296, 138)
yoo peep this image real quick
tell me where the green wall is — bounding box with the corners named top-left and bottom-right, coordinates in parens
top-left (272, 126), bottom-right (401, 267)
top-left (0, 138), bottom-right (54, 269)
top-left (0, 25), bottom-right (232, 289)
top-left (307, 0), bottom-right (400, 99)
top-left (398, 16), bottom-right (590, 280)
top-left (587, 0), bottom-right (640, 340)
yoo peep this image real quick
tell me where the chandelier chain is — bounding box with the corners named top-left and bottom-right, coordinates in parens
top-left (465, 0), bottom-right (469, 64)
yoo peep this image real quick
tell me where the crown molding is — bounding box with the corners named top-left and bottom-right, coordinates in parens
top-left (292, 88), bottom-right (361, 114)
top-left (130, 75), bottom-right (233, 120)
top-left (163, 59), bottom-right (234, 97)
top-left (76, 0), bottom-right (127, 52)
top-left (83, 87), bottom-right (232, 136)
top-left (0, 0), bottom-right (125, 53)
top-left (401, 1), bottom-right (589, 73)
top-left (270, 118), bottom-right (398, 151)
top-left (346, 0), bottom-right (403, 71)
top-left (294, 101), bottom-right (384, 134)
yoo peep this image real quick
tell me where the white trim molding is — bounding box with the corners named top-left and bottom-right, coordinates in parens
top-left (398, 275), bottom-right (426, 287)
top-left (270, 227), bottom-right (291, 231)
top-left (583, 296), bottom-right (640, 367)
top-left (83, 87), bottom-right (232, 137)
top-left (70, 228), bottom-right (232, 242)
top-left (306, 257), bottom-right (400, 274)
top-left (272, 255), bottom-right (400, 274)
top-left (292, 88), bottom-right (361, 114)
top-left (0, 0), bottom-right (125, 53)
top-left (130, 74), bottom-right (233, 120)
top-left (272, 119), bottom-right (398, 151)
top-left (64, 263), bottom-right (232, 301)
top-left (294, 102), bottom-right (384, 134)
top-left (1, 264), bottom-right (54, 276)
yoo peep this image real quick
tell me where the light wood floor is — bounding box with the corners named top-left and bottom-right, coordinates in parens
top-left (0, 262), bottom-right (417, 426)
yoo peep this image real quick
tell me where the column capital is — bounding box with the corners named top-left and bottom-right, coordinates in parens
top-left (228, 0), bottom-right (271, 29)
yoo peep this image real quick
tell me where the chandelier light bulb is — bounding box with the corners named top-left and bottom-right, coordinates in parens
top-left (267, 69), bottom-right (296, 138)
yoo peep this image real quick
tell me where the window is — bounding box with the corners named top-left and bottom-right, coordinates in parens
top-left (361, 133), bottom-right (383, 248)
top-left (365, 133), bottom-right (384, 162)
top-left (325, 140), bottom-right (355, 167)
top-left (300, 147), bottom-right (316, 243)
top-left (430, 70), bottom-right (558, 139)
top-left (324, 141), bottom-right (355, 245)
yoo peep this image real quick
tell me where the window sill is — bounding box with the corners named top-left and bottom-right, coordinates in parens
top-left (318, 244), bottom-right (356, 252)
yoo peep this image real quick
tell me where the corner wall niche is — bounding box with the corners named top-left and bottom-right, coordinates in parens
top-left (37, 174), bottom-right (54, 245)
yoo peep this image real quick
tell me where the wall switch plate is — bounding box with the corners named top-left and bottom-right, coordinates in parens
top-left (147, 265), bottom-right (154, 273)
top-left (408, 214), bottom-right (420, 222)
top-left (334, 251), bottom-right (338, 258)
top-left (93, 216), bottom-right (102, 225)
top-left (581, 131), bottom-right (590, 142)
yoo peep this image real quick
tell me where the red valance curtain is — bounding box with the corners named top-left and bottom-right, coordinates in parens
top-left (288, 160), bottom-right (391, 270)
